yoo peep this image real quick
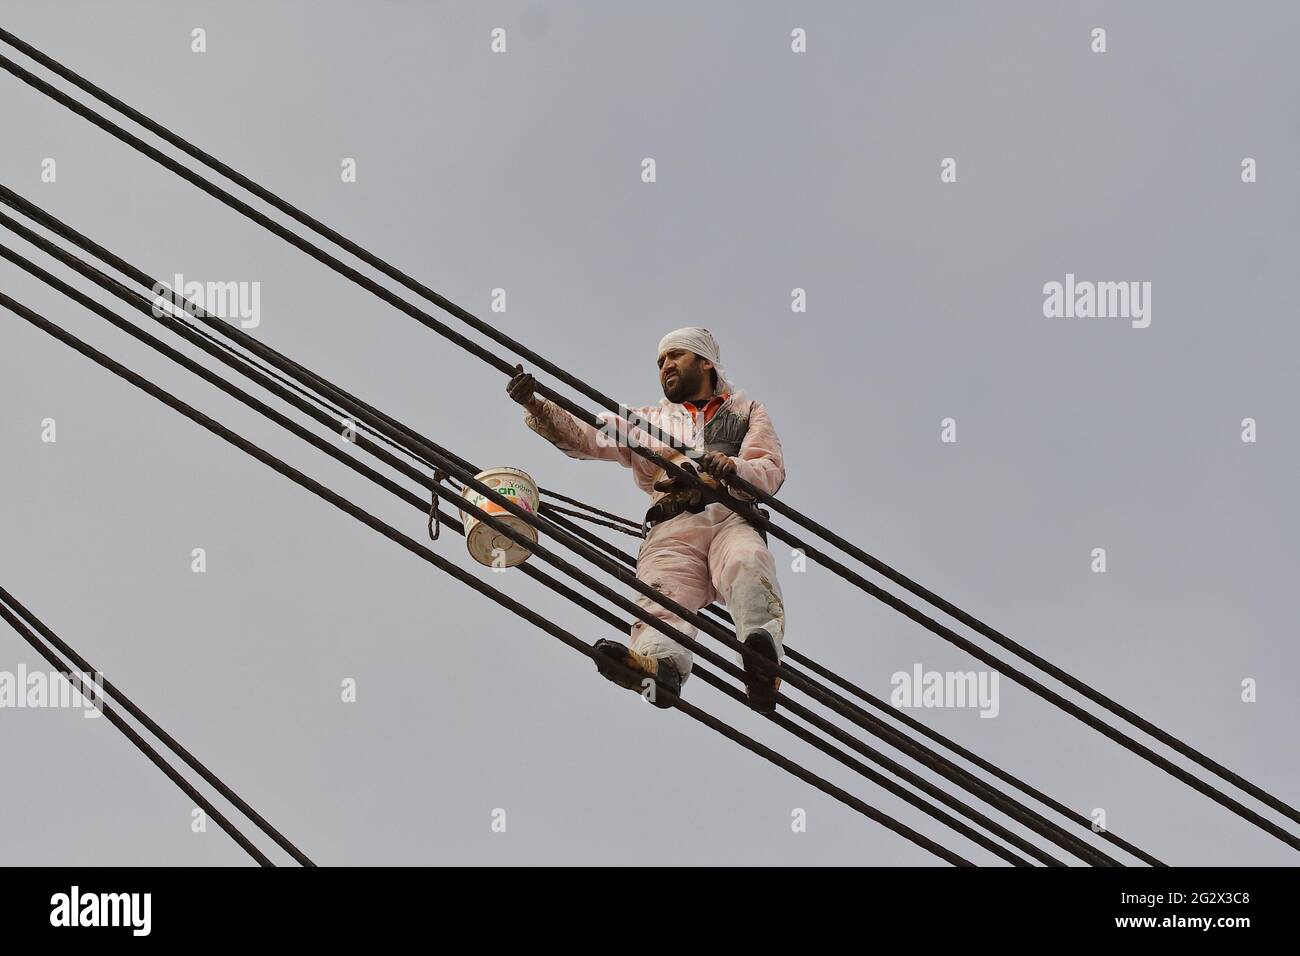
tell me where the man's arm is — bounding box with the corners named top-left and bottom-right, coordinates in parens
top-left (523, 398), bottom-right (637, 466)
top-left (727, 400), bottom-right (785, 499)
top-left (509, 364), bottom-right (636, 466)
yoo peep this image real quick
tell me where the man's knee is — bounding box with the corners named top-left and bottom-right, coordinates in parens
top-left (633, 574), bottom-right (678, 612)
top-left (717, 542), bottom-right (777, 591)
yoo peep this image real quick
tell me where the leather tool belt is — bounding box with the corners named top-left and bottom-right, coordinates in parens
top-left (642, 492), bottom-right (770, 546)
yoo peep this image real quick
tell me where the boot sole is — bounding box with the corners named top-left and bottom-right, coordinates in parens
top-left (592, 640), bottom-right (681, 708)
top-left (592, 641), bottom-right (646, 692)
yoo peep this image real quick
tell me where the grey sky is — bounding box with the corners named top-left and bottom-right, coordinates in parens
top-left (1, 1), bottom-right (1296, 865)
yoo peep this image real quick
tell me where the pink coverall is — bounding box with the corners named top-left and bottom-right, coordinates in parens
top-left (523, 391), bottom-right (787, 680)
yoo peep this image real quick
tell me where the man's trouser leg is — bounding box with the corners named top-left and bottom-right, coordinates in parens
top-left (629, 509), bottom-right (716, 680)
top-left (709, 509), bottom-right (786, 666)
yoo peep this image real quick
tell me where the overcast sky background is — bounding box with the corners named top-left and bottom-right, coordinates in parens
top-left (1, 1), bottom-right (1297, 866)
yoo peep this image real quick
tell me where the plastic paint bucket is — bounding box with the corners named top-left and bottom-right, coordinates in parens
top-left (459, 466), bottom-right (540, 568)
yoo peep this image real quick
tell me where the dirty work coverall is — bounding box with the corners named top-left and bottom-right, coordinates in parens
top-left (523, 390), bottom-right (786, 681)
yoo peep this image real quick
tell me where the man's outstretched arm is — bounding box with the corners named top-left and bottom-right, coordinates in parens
top-left (509, 364), bottom-right (635, 466)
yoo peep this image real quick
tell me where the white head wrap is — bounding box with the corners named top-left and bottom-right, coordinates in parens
top-left (656, 327), bottom-right (733, 396)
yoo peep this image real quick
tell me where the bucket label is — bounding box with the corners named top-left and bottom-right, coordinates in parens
top-left (479, 495), bottom-right (532, 515)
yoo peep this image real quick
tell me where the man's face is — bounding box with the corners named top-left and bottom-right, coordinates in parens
top-left (658, 348), bottom-right (712, 402)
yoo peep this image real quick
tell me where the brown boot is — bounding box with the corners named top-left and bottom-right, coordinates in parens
top-left (592, 639), bottom-right (682, 709)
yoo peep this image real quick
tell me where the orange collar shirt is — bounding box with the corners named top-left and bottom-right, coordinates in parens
top-left (681, 393), bottom-right (729, 427)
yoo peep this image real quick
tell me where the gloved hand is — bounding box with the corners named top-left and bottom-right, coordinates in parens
top-left (652, 460), bottom-right (721, 513)
top-left (699, 450), bottom-right (738, 483)
top-left (507, 364), bottom-right (543, 412)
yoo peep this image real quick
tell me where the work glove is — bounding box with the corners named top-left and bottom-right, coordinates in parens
top-left (507, 364), bottom-right (542, 410)
top-left (699, 450), bottom-right (739, 483)
top-left (653, 460), bottom-right (722, 513)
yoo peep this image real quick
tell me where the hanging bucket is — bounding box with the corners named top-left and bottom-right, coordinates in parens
top-left (459, 466), bottom-right (540, 568)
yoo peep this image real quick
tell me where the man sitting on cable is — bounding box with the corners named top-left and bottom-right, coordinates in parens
top-left (507, 327), bottom-right (787, 713)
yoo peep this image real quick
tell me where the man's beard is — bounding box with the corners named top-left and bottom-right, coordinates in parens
top-left (662, 365), bottom-right (704, 402)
